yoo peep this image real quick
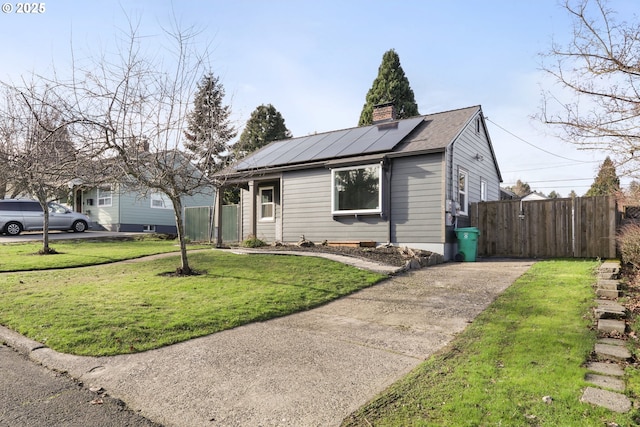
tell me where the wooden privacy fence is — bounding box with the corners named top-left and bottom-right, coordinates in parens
top-left (470, 196), bottom-right (618, 259)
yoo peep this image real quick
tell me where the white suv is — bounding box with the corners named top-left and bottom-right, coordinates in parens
top-left (0, 199), bottom-right (92, 236)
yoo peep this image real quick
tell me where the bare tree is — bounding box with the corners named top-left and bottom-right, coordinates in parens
top-left (55, 21), bottom-right (222, 274)
top-left (0, 82), bottom-right (85, 253)
top-left (540, 0), bottom-right (640, 176)
top-left (0, 87), bottom-right (17, 199)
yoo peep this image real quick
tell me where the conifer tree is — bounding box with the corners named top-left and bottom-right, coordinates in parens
top-left (585, 156), bottom-right (620, 196)
top-left (358, 49), bottom-right (419, 126)
top-left (234, 104), bottom-right (291, 159)
top-left (184, 72), bottom-right (236, 174)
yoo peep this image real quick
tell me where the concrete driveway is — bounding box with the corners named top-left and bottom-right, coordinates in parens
top-left (3, 259), bottom-right (534, 427)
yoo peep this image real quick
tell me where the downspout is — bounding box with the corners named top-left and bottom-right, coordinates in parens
top-left (448, 141), bottom-right (457, 260)
top-left (385, 157), bottom-right (393, 245)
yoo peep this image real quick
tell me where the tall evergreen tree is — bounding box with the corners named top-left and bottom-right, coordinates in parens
top-left (234, 104), bottom-right (292, 159)
top-left (358, 49), bottom-right (419, 126)
top-left (184, 72), bottom-right (236, 174)
top-left (585, 156), bottom-right (620, 196)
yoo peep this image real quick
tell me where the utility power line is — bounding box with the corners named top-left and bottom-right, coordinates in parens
top-left (486, 118), bottom-right (600, 164)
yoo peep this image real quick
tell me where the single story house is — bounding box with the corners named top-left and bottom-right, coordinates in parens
top-left (69, 184), bottom-right (215, 234)
top-left (217, 104), bottom-right (502, 260)
top-left (67, 150), bottom-right (216, 234)
top-left (521, 192), bottom-right (548, 202)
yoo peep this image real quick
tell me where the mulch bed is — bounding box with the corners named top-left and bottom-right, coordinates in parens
top-left (247, 243), bottom-right (416, 267)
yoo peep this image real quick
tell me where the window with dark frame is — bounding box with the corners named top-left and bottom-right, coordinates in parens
top-left (331, 164), bottom-right (382, 215)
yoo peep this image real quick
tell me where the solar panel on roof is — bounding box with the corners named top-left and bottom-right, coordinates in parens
top-left (235, 116), bottom-right (424, 171)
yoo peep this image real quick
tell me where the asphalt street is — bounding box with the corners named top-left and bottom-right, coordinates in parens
top-left (0, 344), bottom-right (158, 427)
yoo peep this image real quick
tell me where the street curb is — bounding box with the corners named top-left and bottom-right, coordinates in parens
top-left (0, 324), bottom-right (46, 355)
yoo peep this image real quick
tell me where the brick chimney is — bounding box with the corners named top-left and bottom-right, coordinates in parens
top-left (372, 102), bottom-right (396, 124)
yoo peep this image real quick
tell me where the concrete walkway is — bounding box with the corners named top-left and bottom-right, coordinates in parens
top-left (1, 257), bottom-right (534, 427)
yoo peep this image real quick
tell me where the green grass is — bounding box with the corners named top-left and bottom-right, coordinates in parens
top-left (0, 236), bottom-right (209, 271)
top-left (342, 259), bottom-right (640, 427)
top-left (0, 251), bottom-right (385, 356)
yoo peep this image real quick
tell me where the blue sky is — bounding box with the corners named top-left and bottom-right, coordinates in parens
top-left (1, 0), bottom-right (637, 195)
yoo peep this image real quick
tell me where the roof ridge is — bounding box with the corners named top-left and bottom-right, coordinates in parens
top-left (268, 105), bottom-right (480, 142)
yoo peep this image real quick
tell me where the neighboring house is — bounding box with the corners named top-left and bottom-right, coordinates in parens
top-left (521, 192), bottom-right (548, 202)
top-left (72, 184), bottom-right (215, 233)
top-left (500, 187), bottom-right (518, 200)
top-left (68, 150), bottom-right (216, 234)
top-left (217, 105), bottom-right (502, 260)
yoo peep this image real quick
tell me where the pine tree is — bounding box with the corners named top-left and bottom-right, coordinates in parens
top-left (234, 104), bottom-right (292, 159)
top-left (358, 49), bottom-right (419, 126)
top-left (184, 72), bottom-right (236, 173)
top-left (585, 156), bottom-right (620, 196)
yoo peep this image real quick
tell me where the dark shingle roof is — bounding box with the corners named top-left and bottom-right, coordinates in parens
top-left (393, 106), bottom-right (480, 154)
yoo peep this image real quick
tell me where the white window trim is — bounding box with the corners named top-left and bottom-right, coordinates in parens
top-left (458, 168), bottom-right (469, 215)
top-left (150, 192), bottom-right (173, 210)
top-left (480, 178), bottom-right (488, 202)
top-left (259, 186), bottom-right (275, 222)
top-left (331, 163), bottom-right (383, 215)
top-left (97, 186), bottom-right (112, 207)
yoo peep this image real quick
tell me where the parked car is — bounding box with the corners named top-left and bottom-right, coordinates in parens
top-left (0, 199), bottom-right (92, 236)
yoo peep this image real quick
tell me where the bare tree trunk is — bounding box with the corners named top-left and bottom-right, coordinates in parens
top-left (40, 202), bottom-right (51, 254)
top-left (172, 197), bottom-right (191, 275)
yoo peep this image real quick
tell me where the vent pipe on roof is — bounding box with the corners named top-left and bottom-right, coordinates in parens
top-left (372, 102), bottom-right (396, 124)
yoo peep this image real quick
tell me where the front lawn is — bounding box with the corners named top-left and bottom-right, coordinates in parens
top-left (343, 259), bottom-right (640, 426)
top-left (0, 235), bottom-right (209, 271)
top-left (0, 251), bottom-right (385, 356)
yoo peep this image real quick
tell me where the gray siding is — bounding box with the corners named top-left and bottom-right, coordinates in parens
top-left (83, 184), bottom-right (215, 232)
top-left (119, 190), bottom-right (215, 228)
top-left (241, 184), bottom-right (251, 240)
top-left (391, 153), bottom-right (445, 244)
top-left (448, 114), bottom-right (501, 216)
top-left (80, 186), bottom-right (120, 229)
top-left (282, 168), bottom-right (388, 243)
top-left (255, 181), bottom-right (279, 243)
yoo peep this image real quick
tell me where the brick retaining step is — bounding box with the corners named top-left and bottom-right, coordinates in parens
top-left (598, 319), bottom-right (626, 334)
top-left (597, 280), bottom-right (621, 290)
top-left (594, 300), bottom-right (626, 319)
top-left (581, 387), bottom-right (631, 413)
top-left (585, 361), bottom-right (624, 377)
top-left (598, 262), bottom-right (620, 280)
top-left (594, 343), bottom-right (632, 362)
top-left (596, 288), bottom-right (620, 299)
top-left (585, 373), bottom-right (625, 391)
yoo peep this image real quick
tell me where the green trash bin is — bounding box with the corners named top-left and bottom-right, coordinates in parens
top-left (455, 227), bottom-right (480, 262)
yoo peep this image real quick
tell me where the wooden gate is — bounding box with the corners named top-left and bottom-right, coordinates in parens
top-left (470, 196), bottom-right (618, 259)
